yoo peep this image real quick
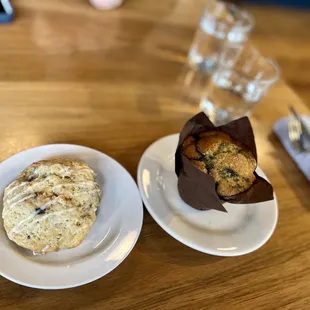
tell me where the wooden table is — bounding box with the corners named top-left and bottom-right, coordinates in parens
top-left (245, 4), bottom-right (310, 109)
top-left (0, 1), bottom-right (309, 309)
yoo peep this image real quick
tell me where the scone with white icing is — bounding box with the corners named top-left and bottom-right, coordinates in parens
top-left (2, 159), bottom-right (101, 254)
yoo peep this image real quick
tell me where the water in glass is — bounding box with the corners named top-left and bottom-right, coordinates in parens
top-left (200, 47), bottom-right (279, 125)
top-left (188, 2), bottom-right (253, 73)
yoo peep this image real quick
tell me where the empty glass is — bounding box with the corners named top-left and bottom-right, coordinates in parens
top-left (188, 1), bottom-right (254, 74)
top-left (200, 45), bottom-right (279, 125)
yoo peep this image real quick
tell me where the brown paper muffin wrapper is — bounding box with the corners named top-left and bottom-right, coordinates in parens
top-left (175, 112), bottom-right (274, 212)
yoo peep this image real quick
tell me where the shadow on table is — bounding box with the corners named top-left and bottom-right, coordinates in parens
top-left (138, 216), bottom-right (224, 268)
top-left (0, 250), bottom-right (138, 307)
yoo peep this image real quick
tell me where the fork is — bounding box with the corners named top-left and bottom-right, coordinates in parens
top-left (288, 113), bottom-right (306, 153)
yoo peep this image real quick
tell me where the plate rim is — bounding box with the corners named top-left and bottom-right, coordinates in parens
top-left (0, 143), bottom-right (144, 289)
top-left (137, 133), bottom-right (278, 257)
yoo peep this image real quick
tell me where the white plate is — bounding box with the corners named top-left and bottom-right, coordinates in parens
top-left (0, 144), bottom-right (143, 289)
top-left (137, 134), bottom-right (278, 257)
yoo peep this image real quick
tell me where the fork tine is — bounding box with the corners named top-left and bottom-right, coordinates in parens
top-left (288, 117), bottom-right (305, 152)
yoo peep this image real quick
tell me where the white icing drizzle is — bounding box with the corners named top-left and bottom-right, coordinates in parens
top-left (38, 198), bottom-right (60, 211)
top-left (7, 198), bottom-right (58, 238)
top-left (4, 179), bottom-right (97, 211)
top-left (5, 182), bottom-right (28, 197)
top-left (6, 180), bottom-right (97, 204)
top-left (32, 251), bottom-right (44, 256)
top-left (58, 167), bottom-right (70, 175)
top-left (59, 166), bottom-right (92, 176)
top-left (42, 245), bottom-right (49, 253)
top-left (6, 190), bottom-right (32, 204)
top-left (74, 166), bottom-right (93, 172)
top-left (6, 166), bottom-right (93, 198)
top-left (4, 165), bottom-right (98, 218)
top-left (2, 194), bottom-right (36, 218)
top-left (8, 211), bottom-right (38, 240)
top-left (8, 204), bottom-right (76, 240)
top-left (54, 181), bottom-right (96, 189)
top-left (6, 180), bottom-right (19, 188)
top-left (35, 207), bottom-right (76, 223)
top-left (4, 176), bottom-right (54, 202)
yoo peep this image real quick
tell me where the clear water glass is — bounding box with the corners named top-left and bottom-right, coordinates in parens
top-left (188, 1), bottom-right (254, 74)
top-left (200, 45), bottom-right (280, 125)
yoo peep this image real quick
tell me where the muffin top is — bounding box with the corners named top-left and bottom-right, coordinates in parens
top-left (2, 159), bottom-right (101, 254)
top-left (182, 131), bottom-right (257, 197)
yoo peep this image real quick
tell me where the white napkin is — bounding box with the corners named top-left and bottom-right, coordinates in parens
top-left (273, 116), bottom-right (310, 182)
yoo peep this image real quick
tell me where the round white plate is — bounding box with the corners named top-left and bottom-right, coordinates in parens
top-left (0, 144), bottom-right (143, 289)
top-left (137, 134), bottom-right (278, 257)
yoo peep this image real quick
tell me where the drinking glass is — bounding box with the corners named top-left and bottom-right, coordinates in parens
top-left (188, 1), bottom-right (254, 74)
top-left (200, 45), bottom-right (280, 125)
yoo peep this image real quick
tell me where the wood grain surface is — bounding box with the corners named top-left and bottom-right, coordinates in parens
top-left (0, 1), bottom-right (310, 309)
top-left (247, 4), bottom-right (310, 110)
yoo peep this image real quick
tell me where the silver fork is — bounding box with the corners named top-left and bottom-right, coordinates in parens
top-left (288, 111), bottom-right (306, 153)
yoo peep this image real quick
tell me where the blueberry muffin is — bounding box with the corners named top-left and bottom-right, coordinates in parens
top-left (182, 131), bottom-right (256, 197)
top-left (2, 159), bottom-right (101, 254)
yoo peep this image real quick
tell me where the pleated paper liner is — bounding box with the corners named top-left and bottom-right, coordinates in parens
top-left (175, 112), bottom-right (274, 212)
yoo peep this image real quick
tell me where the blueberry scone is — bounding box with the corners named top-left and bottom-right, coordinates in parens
top-left (2, 159), bottom-right (101, 254)
top-left (182, 131), bottom-right (256, 197)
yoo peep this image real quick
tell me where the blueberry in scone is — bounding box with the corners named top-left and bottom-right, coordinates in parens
top-left (2, 159), bottom-right (101, 254)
